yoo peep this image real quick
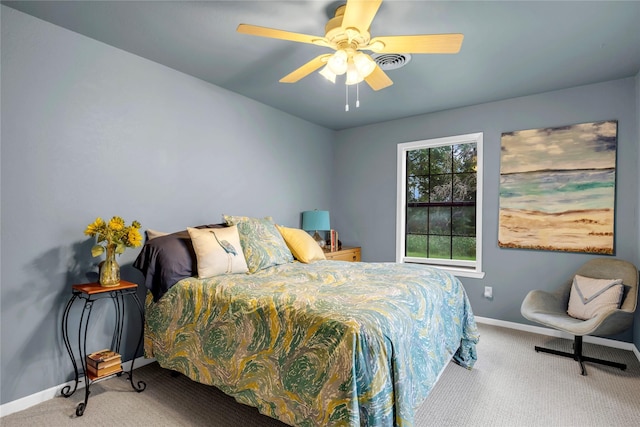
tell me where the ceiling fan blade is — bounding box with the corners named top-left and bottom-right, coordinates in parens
top-left (369, 34), bottom-right (464, 54)
top-left (237, 24), bottom-right (329, 47)
top-left (364, 65), bottom-right (393, 91)
top-left (342, 0), bottom-right (382, 31)
top-left (280, 54), bottom-right (332, 83)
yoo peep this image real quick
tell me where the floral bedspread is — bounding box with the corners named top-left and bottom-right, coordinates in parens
top-left (145, 261), bottom-right (478, 426)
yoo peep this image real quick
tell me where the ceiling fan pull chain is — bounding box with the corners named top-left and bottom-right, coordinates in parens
top-left (356, 84), bottom-right (360, 108)
top-left (345, 84), bottom-right (349, 112)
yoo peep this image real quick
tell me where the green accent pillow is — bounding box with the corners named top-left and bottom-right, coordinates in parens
top-left (223, 215), bottom-right (293, 273)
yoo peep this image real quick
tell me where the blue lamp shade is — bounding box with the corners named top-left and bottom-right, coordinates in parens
top-left (302, 210), bottom-right (330, 248)
top-left (302, 210), bottom-right (330, 231)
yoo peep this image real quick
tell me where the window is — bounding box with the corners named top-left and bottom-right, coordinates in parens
top-left (396, 133), bottom-right (484, 278)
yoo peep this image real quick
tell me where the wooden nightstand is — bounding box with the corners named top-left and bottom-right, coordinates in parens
top-left (324, 246), bottom-right (361, 262)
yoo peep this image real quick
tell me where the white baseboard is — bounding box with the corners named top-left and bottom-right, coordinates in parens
top-left (0, 356), bottom-right (155, 418)
top-left (475, 316), bottom-right (640, 357)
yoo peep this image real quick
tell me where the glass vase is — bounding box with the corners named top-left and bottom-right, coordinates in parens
top-left (100, 244), bottom-right (120, 287)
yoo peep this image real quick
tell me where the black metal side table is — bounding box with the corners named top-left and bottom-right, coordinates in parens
top-left (61, 280), bottom-right (146, 416)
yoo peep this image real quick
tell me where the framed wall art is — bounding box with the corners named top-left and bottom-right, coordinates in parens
top-left (498, 120), bottom-right (617, 254)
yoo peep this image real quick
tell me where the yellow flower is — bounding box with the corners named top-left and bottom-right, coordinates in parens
top-left (127, 228), bottom-right (143, 247)
top-left (84, 215), bottom-right (142, 257)
top-left (84, 217), bottom-right (105, 236)
top-left (109, 216), bottom-right (125, 231)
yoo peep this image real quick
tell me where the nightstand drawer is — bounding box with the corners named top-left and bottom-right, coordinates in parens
top-left (324, 246), bottom-right (361, 262)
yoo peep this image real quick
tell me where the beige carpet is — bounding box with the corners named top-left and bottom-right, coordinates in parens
top-left (3, 324), bottom-right (640, 426)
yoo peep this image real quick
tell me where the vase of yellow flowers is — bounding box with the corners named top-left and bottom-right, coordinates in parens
top-left (101, 243), bottom-right (120, 287)
top-left (84, 216), bottom-right (143, 287)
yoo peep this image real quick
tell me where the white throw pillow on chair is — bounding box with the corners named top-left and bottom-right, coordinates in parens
top-left (567, 274), bottom-right (623, 320)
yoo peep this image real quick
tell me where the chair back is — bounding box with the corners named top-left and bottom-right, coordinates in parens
top-left (574, 258), bottom-right (639, 312)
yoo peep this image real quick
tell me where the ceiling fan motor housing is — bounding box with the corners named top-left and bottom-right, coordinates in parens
top-left (325, 4), bottom-right (371, 51)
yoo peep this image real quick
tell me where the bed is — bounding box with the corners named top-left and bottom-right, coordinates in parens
top-left (134, 217), bottom-right (479, 427)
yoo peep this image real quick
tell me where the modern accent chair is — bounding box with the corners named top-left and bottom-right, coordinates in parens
top-left (520, 258), bottom-right (638, 376)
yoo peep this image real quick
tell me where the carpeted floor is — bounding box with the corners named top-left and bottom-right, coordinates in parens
top-left (2, 323), bottom-right (640, 426)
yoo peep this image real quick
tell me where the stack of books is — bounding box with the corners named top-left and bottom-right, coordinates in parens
top-left (329, 229), bottom-right (339, 252)
top-left (86, 349), bottom-right (122, 379)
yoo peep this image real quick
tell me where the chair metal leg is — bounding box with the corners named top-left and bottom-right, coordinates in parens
top-left (574, 336), bottom-right (586, 376)
top-left (534, 335), bottom-right (626, 376)
top-left (581, 355), bottom-right (627, 371)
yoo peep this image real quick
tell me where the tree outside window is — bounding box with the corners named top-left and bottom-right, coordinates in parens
top-left (397, 133), bottom-right (484, 278)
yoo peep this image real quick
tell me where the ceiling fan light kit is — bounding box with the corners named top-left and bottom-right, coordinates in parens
top-left (237, 0), bottom-right (463, 109)
top-left (352, 52), bottom-right (376, 80)
top-left (327, 49), bottom-right (348, 75)
top-left (321, 49), bottom-right (376, 86)
top-left (345, 61), bottom-right (362, 85)
top-left (319, 65), bottom-right (337, 83)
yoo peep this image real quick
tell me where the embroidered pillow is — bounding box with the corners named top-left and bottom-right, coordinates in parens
top-left (223, 215), bottom-right (293, 273)
top-left (275, 225), bottom-right (326, 263)
top-left (187, 226), bottom-right (248, 278)
top-left (567, 274), bottom-right (623, 320)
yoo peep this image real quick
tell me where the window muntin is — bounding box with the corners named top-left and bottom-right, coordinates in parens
top-left (396, 133), bottom-right (484, 278)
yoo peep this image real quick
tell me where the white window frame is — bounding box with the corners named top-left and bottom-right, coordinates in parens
top-left (396, 132), bottom-right (485, 279)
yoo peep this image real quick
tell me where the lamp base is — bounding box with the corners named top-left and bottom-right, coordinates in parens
top-left (312, 231), bottom-right (326, 248)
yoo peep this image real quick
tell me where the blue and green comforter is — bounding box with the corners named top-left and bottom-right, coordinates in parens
top-left (145, 261), bottom-right (478, 426)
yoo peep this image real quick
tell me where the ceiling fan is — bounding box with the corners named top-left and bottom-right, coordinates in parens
top-left (237, 0), bottom-right (463, 91)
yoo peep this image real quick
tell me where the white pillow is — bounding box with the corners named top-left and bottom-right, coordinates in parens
top-left (567, 274), bottom-right (623, 320)
top-left (187, 226), bottom-right (248, 278)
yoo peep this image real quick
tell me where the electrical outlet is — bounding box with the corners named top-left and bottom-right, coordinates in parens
top-left (484, 286), bottom-right (493, 299)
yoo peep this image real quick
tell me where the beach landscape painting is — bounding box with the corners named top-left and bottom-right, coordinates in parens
top-left (498, 120), bottom-right (617, 254)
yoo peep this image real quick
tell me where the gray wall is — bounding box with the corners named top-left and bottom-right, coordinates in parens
top-left (332, 78), bottom-right (639, 345)
top-left (636, 71), bottom-right (640, 349)
top-left (0, 7), bottom-right (333, 405)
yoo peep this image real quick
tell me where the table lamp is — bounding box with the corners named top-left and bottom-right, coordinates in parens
top-left (302, 210), bottom-right (330, 248)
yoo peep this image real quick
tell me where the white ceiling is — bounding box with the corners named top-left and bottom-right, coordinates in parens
top-left (4, 0), bottom-right (640, 130)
